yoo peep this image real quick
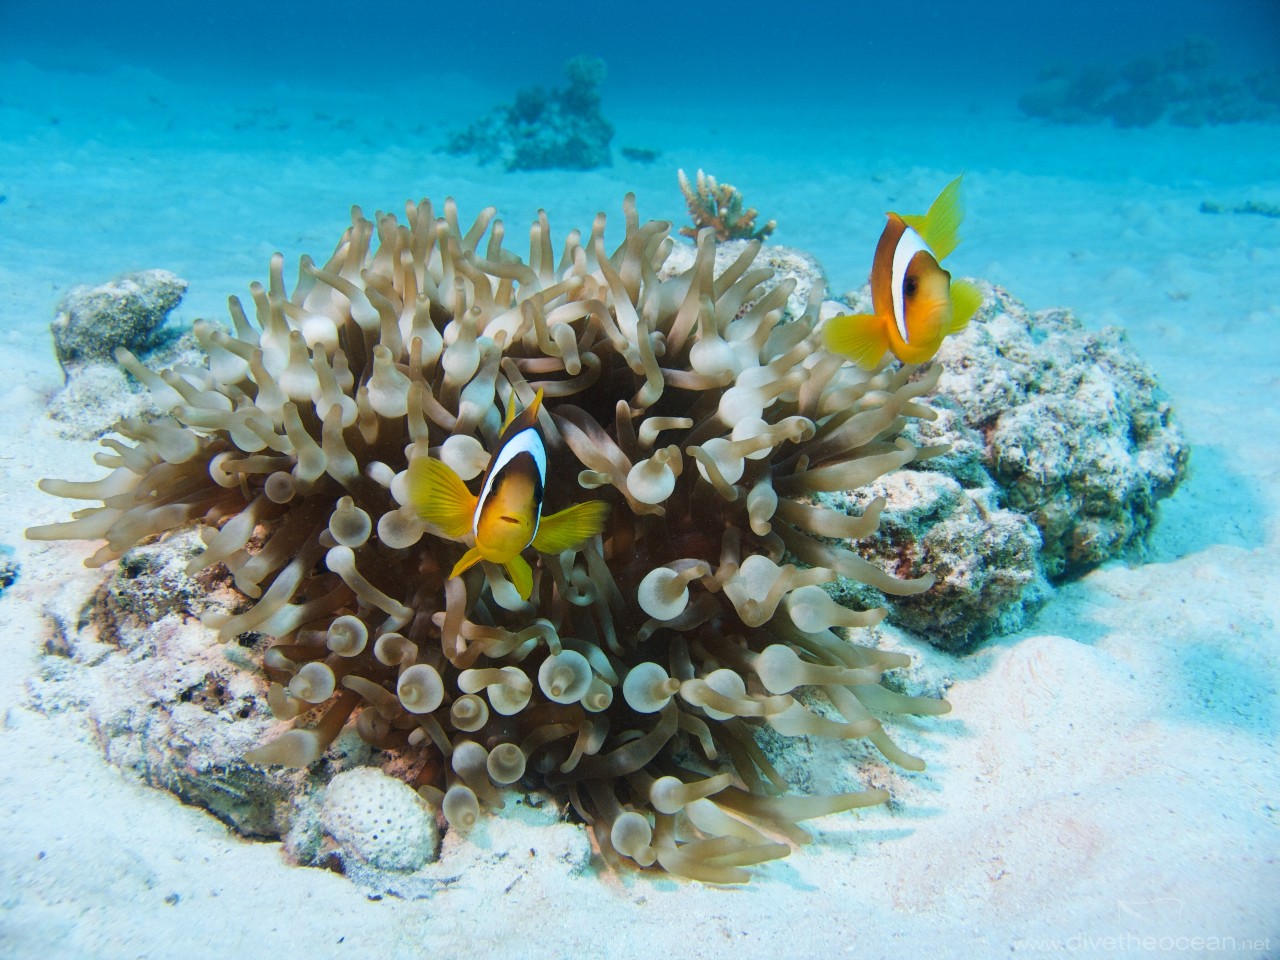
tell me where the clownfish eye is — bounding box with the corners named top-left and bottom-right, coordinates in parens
top-left (903, 274), bottom-right (918, 298)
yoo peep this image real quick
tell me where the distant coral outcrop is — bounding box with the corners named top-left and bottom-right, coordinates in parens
top-left (445, 56), bottom-right (613, 171)
top-left (1019, 37), bottom-right (1280, 128)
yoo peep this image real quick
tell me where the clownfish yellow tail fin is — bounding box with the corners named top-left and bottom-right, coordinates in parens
top-left (448, 545), bottom-right (485, 580)
top-left (822, 313), bottom-right (889, 370)
top-left (902, 174), bottom-right (964, 262)
top-left (407, 455), bottom-right (477, 538)
top-left (946, 280), bottom-right (983, 335)
top-left (503, 555), bottom-right (534, 601)
top-left (532, 500), bottom-right (610, 555)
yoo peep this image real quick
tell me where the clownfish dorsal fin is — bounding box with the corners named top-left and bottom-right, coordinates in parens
top-left (500, 391), bottom-right (518, 432)
top-left (407, 455), bottom-right (477, 538)
top-left (531, 500), bottom-right (610, 555)
top-left (499, 387), bottom-right (546, 435)
top-left (901, 174), bottom-right (964, 262)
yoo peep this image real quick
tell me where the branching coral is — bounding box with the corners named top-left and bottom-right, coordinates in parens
top-left (678, 169), bottom-right (776, 242)
top-left (29, 195), bottom-right (950, 882)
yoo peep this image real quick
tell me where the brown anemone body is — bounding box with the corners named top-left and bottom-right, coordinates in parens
top-left (29, 196), bottom-right (950, 882)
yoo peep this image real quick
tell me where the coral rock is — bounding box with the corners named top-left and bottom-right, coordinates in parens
top-left (51, 269), bottom-right (186, 371)
top-left (1019, 37), bottom-right (1279, 127)
top-left (46, 272), bottom-right (204, 440)
top-left (831, 473), bottom-right (1051, 651)
top-left (931, 286), bottom-right (1187, 580)
top-left (34, 529), bottom-right (369, 839)
top-left (839, 281), bottom-right (1186, 648)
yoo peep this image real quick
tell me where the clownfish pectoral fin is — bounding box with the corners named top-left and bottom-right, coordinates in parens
top-left (822, 313), bottom-right (889, 370)
top-left (503, 554), bottom-right (534, 601)
top-left (407, 456), bottom-right (477, 538)
top-left (531, 500), bottom-right (610, 555)
top-left (901, 174), bottom-right (964, 262)
top-left (946, 279), bottom-right (983, 334)
top-left (448, 545), bottom-right (485, 580)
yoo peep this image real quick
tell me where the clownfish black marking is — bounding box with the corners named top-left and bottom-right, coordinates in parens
top-left (823, 175), bottom-right (983, 368)
top-left (406, 389), bottom-right (609, 600)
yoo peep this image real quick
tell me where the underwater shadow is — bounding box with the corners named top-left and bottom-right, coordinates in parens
top-left (949, 549), bottom-right (1277, 734)
top-left (1172, 631), bottom-right (1276, 733)
top-left (1143, 443), bottom-right (1264, 561)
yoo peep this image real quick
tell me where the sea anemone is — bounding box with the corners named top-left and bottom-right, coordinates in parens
top-left (28, 194), bottom-right (950, 883)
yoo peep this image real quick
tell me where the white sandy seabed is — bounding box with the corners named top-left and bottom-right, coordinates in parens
top-left (0, 62), bottom-right (1277, 959)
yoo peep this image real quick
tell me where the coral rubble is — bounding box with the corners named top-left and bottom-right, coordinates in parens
top-left (620, 146), bottom-right (661, 164)
top-left (0, 544), bottom-right (17, 595)
top-left (445, 56), bottom-right (614, 172)
top-left (1200, 199), bottom-right (1280, 219)
top-left (28, 194), bottom-right (960, 883)
top-left (678, 169), bottom-right (777, 242)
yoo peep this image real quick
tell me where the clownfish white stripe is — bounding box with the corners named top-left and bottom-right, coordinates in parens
top-left (889, 226), bottom-right (931, 345)
top-left (475, 426), bottom-right (548, 539)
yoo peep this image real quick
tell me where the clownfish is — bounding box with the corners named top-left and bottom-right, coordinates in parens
top-left (823, 175), bottom-right (983, 369)
top-left (406, 389), bottom-right (609, 600)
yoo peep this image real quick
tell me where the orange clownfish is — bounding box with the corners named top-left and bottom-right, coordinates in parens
top-left (823, 175), bottom-right (982, 369)
top-left (406, 390), bottom-right (609, 600)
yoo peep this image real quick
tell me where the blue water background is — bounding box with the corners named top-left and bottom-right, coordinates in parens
top-left (1, 0), bottom-right (1277, 332)
top-left (3, 0), bottom-right (1276, 102)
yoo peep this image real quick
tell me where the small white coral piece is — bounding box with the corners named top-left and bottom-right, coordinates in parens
top-left (320, 767), bottom-right (439, 871)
